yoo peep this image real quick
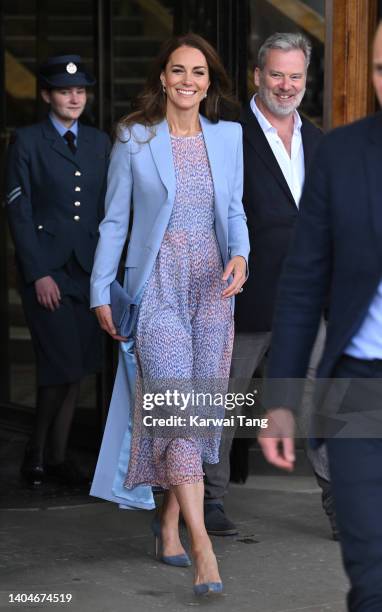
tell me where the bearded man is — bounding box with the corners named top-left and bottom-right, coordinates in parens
top-left (203, 32), bottom-right (336, 538)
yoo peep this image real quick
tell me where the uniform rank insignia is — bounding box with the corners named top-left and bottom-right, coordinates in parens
top-left (6, 186), bottom-right (22, 204)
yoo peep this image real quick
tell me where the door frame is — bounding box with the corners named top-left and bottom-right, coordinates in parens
top-left (324, 0), bottom-right (378, 129)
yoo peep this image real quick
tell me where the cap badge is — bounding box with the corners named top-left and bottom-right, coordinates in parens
top-left (66, 62), bottom-right (77, 75)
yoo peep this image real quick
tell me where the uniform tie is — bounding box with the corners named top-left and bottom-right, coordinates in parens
top-left (64, 130), bottom-right (77, 154)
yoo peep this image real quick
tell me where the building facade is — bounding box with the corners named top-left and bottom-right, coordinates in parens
top-left (0, 0), bottom-right (380, 442)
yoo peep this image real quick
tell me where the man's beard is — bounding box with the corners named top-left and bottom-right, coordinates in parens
top-left (258, 82), bottom-right (305, 117)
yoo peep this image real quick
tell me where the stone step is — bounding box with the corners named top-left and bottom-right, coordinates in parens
top-left (114, 56), bottom-right (152, 78)
top-left (5, 15), bottom-right (94, 36)
top-left (3, 0), bottom-right (38, 16)
top-left (113, 35), bottom-right (162, 57)
top-left (113, 16), bottom-right (145, 36)
top-left (5, 35), bottom-right (94, 59)
top-left (114, 77), bottom-right (146, 100)
top-left (8, 306), bottom-right (26, 328)
top-left (10, 338), bottom-right (34, 364)
top-left (10, 326), bottom-right (31, 341)
top-left (112, 1), bottom-right (144, 17)
top-left (113, 100), bottom-right (133, 121)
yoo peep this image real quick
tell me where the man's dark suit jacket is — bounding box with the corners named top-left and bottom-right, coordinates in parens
top-left (6, 119), bottom-right (111, 285)
top-left (235, 103), bottom-right (322, 332)
top-left (267, 113), bottom-right (382, 387)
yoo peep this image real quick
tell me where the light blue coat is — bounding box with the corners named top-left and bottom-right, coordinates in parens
top-left (90, 115), bottom-right (250, 509)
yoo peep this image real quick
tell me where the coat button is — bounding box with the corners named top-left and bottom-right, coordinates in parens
top-left (37, 225), bottom-right (43, 230)
top-left (75, 186), bottom-right (81, 192)
top-left (75, 170), bottom-right (81, 176)
top-left (74, 201), bottom-right (81, 207)
top-left (73, 215), bottom-right (80, 221)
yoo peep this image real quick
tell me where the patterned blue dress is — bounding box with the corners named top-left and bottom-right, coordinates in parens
top-left (124, 133), bottom-right (234, 489)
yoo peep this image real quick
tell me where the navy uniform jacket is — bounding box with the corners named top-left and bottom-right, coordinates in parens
top-left (6, 118), bottom-right (111, 285)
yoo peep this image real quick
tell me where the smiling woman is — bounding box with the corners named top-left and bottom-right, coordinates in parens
top-left (120, 32), bottom-right (240, 129)
top-left (90, 32), bottom-right (250, 597)
top-left (160, 46), bottom-right (210, 123)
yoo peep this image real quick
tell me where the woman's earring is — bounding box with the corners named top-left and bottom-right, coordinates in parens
top-left (203, 91), bottom-right (208, 99)
top-left (161, 81), bottom-right (166, 94)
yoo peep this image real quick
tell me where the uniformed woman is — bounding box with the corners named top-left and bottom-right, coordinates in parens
top-left (5, 55), bottom-right (111, 486)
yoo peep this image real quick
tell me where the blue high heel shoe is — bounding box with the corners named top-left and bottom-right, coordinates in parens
top-left (151, 515), bottom-right (191, 567)
top-left (193, 582), bottom-right (223, 596)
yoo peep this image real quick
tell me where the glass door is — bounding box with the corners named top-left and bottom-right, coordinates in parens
top-left (0, 0), bottom-right (178, 437)
top-left (248, 0), bottom-right (325, 125)
top-left (0, 0), bottom-right (99, 438)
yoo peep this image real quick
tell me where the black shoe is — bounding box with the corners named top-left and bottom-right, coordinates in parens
top-left (46, 459), bottom-right (90, 486)
top-left (316, 474), bottom-right (340, 541)
top-left (204, 503), bottom-right (238, 536)
top-left (327, 511), bottom-right (340, 541)
top-left (20, 447), bottom-right (45, 486)
top-left (322, 491), bottom-right (340, 541)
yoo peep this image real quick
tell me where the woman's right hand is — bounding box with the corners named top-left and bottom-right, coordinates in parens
top-left (34, 275), bottom-right (61, 311)
top-left (94, 305), bottom-right (128, 342)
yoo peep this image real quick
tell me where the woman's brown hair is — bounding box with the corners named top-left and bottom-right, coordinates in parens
top-left (119, 32), bottom-right (240, 133)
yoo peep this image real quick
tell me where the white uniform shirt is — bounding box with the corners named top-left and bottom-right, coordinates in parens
top-left (250, 95), bottom-right (305, 206)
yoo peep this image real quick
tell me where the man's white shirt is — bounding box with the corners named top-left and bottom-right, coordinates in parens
top-left (250, 94), bottom-right (305, 207)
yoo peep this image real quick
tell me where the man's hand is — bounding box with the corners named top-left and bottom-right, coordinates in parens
top-left (94, 304), bottom-right (127, 342)
top-left (258, 408), bottom-right (296, 471)
top-left (34, 275), bottom-right (61, 311)
top-left (222, 256), bottom-right (247, 298)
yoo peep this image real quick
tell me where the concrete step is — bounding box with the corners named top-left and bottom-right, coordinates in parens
top-left (113, 100), bottom-right (133, 121)
top-left (5, 15), bottom-right (94, 36)
top-left (114, 77), bottom-right (146, 100)
top-left (114, 56), bottom-right (152, 78)
top-left (8, 305), bottom-right (26, 327)
top-left (113, 35), bottom-right (162, 57)
top-left (10, 338), bottom-right (34, 364)
top-left (113, 16), bottom-right (144, 36)
top-left (45, 17), bottom-right (93, 37)
top-left (4, 15), bottom-right (35, 36)
top-left (112, 0), bottom-right (143, 17)
top-left (5, 35), bottom-right (94, 58)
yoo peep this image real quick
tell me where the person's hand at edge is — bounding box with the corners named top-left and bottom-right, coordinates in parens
top-left (258, 408), bottom-right (296, 471)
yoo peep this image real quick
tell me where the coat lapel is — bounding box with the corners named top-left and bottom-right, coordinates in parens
top-left (76, 123), bottom-right (94, 169)
top-left (148, 119), bottom-right (176, 205)
top-left (41, 118), bottom-right (78, 166)
top-left (241, 104), bottom-right (295, 206)
top-left (200, 115), bottom-right (228, 210)
top-left (301, 118), bottom-right (318, 170)
top-left (364, 115), bottom-right (382, 259)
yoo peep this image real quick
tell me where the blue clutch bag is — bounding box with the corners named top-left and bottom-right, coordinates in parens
top-left (110, 280), bottom-right (139, 339)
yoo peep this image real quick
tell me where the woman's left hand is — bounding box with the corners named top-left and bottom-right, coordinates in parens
top-left (222, 256), bottom-right (247, 298)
